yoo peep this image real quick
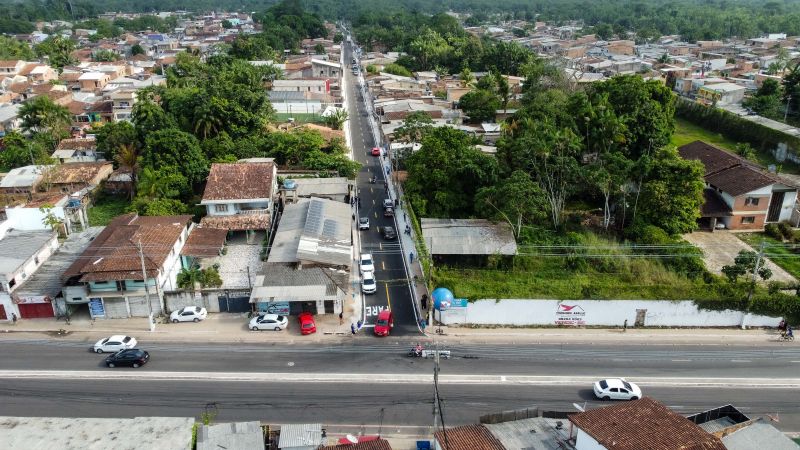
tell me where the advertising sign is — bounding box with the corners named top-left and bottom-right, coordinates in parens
top-left (88, 298), bottom-right (105, 318)
top-left (450, 298), bottom-right (468, 308)
top-left (555, 303), bottom-right (586, 326)
top-left (263, 302), bottom-right (290, 315)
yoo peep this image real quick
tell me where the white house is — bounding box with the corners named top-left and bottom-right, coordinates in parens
top-left (0, 230), bottom-right (59, 321)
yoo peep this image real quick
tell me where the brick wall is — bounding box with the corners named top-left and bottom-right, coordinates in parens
top-left (728, 214), bottom-right (766, 230)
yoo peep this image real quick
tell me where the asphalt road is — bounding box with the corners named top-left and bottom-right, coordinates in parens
top-left (1, 339), bottom-right (799, 430)
top-left (344, 39), bottom-right (418, 335)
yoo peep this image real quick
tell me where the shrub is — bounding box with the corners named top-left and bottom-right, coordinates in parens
top-left (765, 223), bottom-right (782, 241)
top-left (778, 221), bottom-right (794, 241)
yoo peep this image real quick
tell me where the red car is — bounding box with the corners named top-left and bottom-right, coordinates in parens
top-left (374, 309), bottom-right (394, 336)
top-left (371, 147), bottom-right (381, 156)
top-left (298, 312), bottom-right (317, 335)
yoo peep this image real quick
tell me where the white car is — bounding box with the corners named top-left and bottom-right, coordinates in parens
top-left (170, 306), bottom-right (208, 323)
top-left (359, 253), bottom-right (374, 274)
top-left (593, 378), bottom-right (642, 401)
top-left (358, 217), bottom-right (370, 230)
top-left (93, 335), bottom-right (137, 353)
top-left (383, 198), bottom-right (393, 208)
top-left (361, 272), bottom-right (377, 294)
top-left (249, 314), bottom-right (288, 331)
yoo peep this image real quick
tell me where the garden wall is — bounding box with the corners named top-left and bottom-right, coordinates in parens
top-left (439, 299), bottom-right (780, 327)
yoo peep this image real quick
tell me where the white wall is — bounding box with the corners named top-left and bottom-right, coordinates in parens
top-left (778, 189), bottom-right (797, 222)
top-left (575, 429), bottom-right (606, 450)
top-left (5, 206), bottom-right (66, 231)
top-left (0, 292), bottom-right (17, 321)
top-left (439, 299), bottom-right (780, 327)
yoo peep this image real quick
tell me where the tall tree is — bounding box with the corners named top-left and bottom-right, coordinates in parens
top-left (34, 35), bottom-right (76, 71)
top-left (95, 121), bottom-right (139, 162)
top-left (459, 89), bottom-right (500, 123)
top-left (18, 96), bottom-right (71, 145)
top-left (114, 144), bottom-right (140, 200)
top-left (141, 129), bottom-right (208, 185)
top-left (475, 170), bottom-right (547, 238)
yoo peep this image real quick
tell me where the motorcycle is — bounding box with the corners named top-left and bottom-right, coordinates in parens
top-left (407, 346), bottom-right (425, 357)
top-left (405, 346), bottom-right (451, 359)
top-left (369, 176), bottom-right (377, 184)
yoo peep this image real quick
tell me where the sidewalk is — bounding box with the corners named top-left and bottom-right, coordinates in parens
top-left (0, 313), bottom-right (789, 346)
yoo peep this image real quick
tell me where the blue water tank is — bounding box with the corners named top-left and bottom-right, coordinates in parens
top-left (283, 179), bottom-right (297, 190)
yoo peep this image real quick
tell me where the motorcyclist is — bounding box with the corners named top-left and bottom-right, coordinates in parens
top-left (414, 343), bottom-right (423, 356)
top-left (786, 326), bottom-right (794, 339)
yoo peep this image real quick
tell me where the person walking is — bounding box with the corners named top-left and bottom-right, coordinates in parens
top-left (11, 313), bottom-right (17, 325)
top-left (409, 251), bottom-right (415, 263)
top-left (623, 319), bottom-right (628, 332)
top-left (421, 294), bottom-right (428, 310)
top-left (339, 312), bottom-right (344, 325)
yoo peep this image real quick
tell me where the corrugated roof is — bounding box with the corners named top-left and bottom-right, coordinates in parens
top-left (421, 219), bottom-right (517, 256)
top-left (197, 421), bottom-right (264, 450)
top-left (268, 198), bottom-right (351, 267)
top-left (181, 227), bottom-right (227, 258)
top-left (250, 264), bottom-right (346, 302)
top-left (484, 417), bottom-right (571, 450)
top-left (569, 397), bottom-right (726, 450)
top-left (0, 231), bottom-right (56, 276)
top-left (321, 438), bottom-right (393, 450)
top-left (278, 423), bottom-right (323, 448)
top-left (720, 418), bottom-right (799, 450)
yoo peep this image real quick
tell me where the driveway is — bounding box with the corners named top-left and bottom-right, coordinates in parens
top-left (216, 231), bottom-right (265, 288)
top-left (683, 231), bottom-right (796, 283)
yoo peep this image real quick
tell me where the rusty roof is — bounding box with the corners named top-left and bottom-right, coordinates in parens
top-left (0, 60), bottom-right (21, 68)
top-left (48, 162), bottom-right (111, 185)
top-left (434, 424), bottom-right (505, 450)
top-left (56, 138), bottom-right (97, 151)
top-left (63, 214), bottom-right (192, 282)
top-left (202, 162), bottom-right (275, 202)
top-left (200, 214), bottom-right (271, 231)
top-left (320, 439), bottom-right (393, 450)
top-left (181, 227), bottom-right (227, 257)
top-left (569, 397), bottom-right (726, 450)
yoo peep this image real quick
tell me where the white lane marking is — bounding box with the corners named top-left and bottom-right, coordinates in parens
top-left (731, 360), bottom-right (751, 363)
top-left (671, 359), bottom-right (692, 362)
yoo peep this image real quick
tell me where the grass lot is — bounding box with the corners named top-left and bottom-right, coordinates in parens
top-left (736, 232), bottom-right (800, 280)
top-left (432, 233), bottom-right (718, 301)
top-left (672, 118), bottom-right (800, 174)
top-left (88, 194), bottom-right (131, 226)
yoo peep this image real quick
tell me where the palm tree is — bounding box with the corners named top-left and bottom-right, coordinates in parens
top-left (176, 266), bottom-right (203, 290)
top-left (114, 144), bottom-right (140, 200)
top-left (496, 73), bottom-right (512, 113)
top-left (193, 104), bottom-right (224, 139)
top-left (460, 67), bottom-right (475, 88)
top-left (19, 96), bottom-right (71, 139)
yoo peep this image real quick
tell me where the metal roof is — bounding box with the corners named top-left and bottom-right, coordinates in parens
top-left (484, 417), bottom-right (572, 450)
top-left (197, 421), bottom-right (264, 450)
top-left (268, 197), bottom-right (351, 267)
top-left (250, 264), bottom-right (346, 303)
top-left (421, 219), bottom-right (517, 256)
top-left (720, 418), bottom-right (800, 450)
top-left (278, 423), bottom-right (323, 448)
top-left (0, 231), bottom-right (56, 277)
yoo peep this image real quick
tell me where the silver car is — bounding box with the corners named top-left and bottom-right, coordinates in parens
top-left (93, 335), bottom-right (137, 353)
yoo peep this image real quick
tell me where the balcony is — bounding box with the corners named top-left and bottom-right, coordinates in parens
top-left (239, 208), bottom-right (270, 215)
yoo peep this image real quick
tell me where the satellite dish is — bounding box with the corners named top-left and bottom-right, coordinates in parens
top-left (572, 403), bottom-right (585, 412)
top-left (346, 435), bottom-right (358, 444)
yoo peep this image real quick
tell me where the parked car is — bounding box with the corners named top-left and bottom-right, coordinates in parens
top-left (371, 147), bottom-right (381, 156)
top-left (383, 199), bottom-right (393, 208)
top-left (249, 314), bottom-right (288, 331)
top-left (359, 217), bottom-right (370, 230)
top-left (374, 309), bottom-right (394, 336)
top-left (93, 335), bottom-right (137, 354)
top-left (593, 378), bottom-right (642, 401)
top-left (170, 306), bottom-right (208, 323)
top-left (359, 253), bottom-right (374, 274)
top-left (380, 226), bottom-right (397, 240)
top-left (298, 312), bottom-right (317, 335)
top-left (383, 206), bottom-right (394, 217)
top-left (361, 272), bottom-right (377, 294)
top-left (105, 349), bottom-right (149, 368)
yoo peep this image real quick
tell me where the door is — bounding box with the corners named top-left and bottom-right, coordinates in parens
top-left (18, 302), bottom-right (55, 319)
top-left (635, 309), bottom-right (647, 327)
top-left (217, 294), bottom-right (251, 313)
top-left (767, 191), bottom-right (785, 222)
top-left (0, 304), bottom-right (6, 321)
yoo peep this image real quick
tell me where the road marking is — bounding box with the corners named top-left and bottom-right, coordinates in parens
top-left (381, 261), bottom-right (385, 270)
top-left (385, 282), bottom-right (391, 310)
top-left (792, 361), bottom-right (800, 363)
top-left (731, 360), bottom-right (751, 363)
top-left (671, 359), bottom-right (691, 362)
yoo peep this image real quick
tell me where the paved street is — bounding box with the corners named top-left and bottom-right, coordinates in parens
top-left (344, 40), bottom-right (420, 335)
top-left (1, 339), bottom-right (798, 431)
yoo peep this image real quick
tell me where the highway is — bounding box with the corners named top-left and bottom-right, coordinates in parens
top-left (344, 38), bottom-right (419, 335)
top-left (1, 339), bottom-right (798, 431)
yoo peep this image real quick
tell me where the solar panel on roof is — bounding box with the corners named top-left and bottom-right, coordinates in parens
top-left (303, 200), bottom-right (324, 235)
top-left (321, 219), bottom-right (337, 238)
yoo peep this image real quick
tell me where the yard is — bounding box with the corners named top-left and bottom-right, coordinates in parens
top-left (736, 232), bottom-right (800, 281)
top-left (88, 194), bottom-right (131, 226)
top-left (672, 118), bottom-right (800, 174)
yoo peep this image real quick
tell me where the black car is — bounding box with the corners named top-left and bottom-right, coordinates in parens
top-left (381, 226), bottom-right (397, 240)
top-left (384, 206), bottom-right (394, 217)
top-left (105, 349), bottom-right (150, 368)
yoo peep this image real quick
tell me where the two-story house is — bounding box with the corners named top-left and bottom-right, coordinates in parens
top-left (679, 141), bottom-right (798, 230)
top-left (61, 214), bottom-right (193, 319)
top-left (0, 230), bottom-right (59, 321)
top-left (109, 89), bottom-right (136, 122)
top-left (0, 60), bottom-right (26, 77)
top-left (199, 159), bottom-right (278, 242)
top-left (51, 137), bottom-right (103, 163)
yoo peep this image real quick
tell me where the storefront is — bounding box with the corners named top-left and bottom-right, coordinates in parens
top-left (14, 296), bottom-right (55, 319)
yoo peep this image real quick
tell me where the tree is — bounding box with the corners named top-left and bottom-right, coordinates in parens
top-left (475, 170), bottom-right (547, 238)
top-left (135, 197), bottom-right (188, 216)
top-left (131, 99), bottom-right (176, 139)
top-left (0, 131), bottom-right (50, 171)
top-left (594, 23), bottom-right (613, 41)
top-left (636, 147), bottom-right (705, 235)
top-left (722, 250), bottom-right (773, 283)
top-left (130, 44), bottom-right (145, 56)
top-left (459, 89), bottom-right (500, 123)
top-left (408, 28), bottom-right (452, 70)
top-left (135, 166), bottom-right (188, 200)
top-left (333, 33), bottom-right (343, 44)
top-left (39, 204), bottom-right (64, 235)
top-left (95, 121), bottom-right (139, 162)
top-left (221, 19), bottom-right (234, 29)
top-left (783, 62), bottom-right (800, 115)
top-left (314, 43), bottom-right (326, 54)
top-left (114, 144), bottom-right (140, 200)
top-left (0, 36), bottom-right (35, 60)
top-left (322, 108), bottom-right (349, 130)
top-left (459, 67), bottom-right (475, 88)
top-left (383, 63), bottom-right (413, 77)
top-left (34, 35), bottom-right (76, 71)
top-left (92, 49), bottom-right (119, 62)
top-left (177, 266), bottom-right (203, 290)
top-left (394, 111), bottom-right (434, 145)
top-left (142, 129), bottom-right (208, 185)
top-left (495, 73), bottom-right (512, 113)
top-left (18, 96), bottom-right (71, 144)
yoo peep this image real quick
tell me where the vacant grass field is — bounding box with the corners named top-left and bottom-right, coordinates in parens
top-left (736, 232), bottom-right (800, 280)
top-left (88, 194), bottom-right (131, 226)
top-left (432, 233), bottom-right (719, 301)
top-left (672, 118), bottom-right (800, 174)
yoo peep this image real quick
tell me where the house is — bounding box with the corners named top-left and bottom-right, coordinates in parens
top-left (26, 64), bottom-right (57, 83)
top-left (61, 214), bottom-right (193, 319)
top-left (421, 219), bottom-right (517, 265)
top-left (77, 71), bottom-right (111, 92)
top-left (249, 264), bottom-right (347, 316)
top-left (4, 192), bottom-right (89, 236)
top-left (0, 60), bottom-right (26, 76)
top-left (103, 169), bottom-right (133, 196)
top-left (51, 138), bottom-right (102, 163)
top-left (179, 227), bottom-right (227, 270)
top-left (696, 82), bottom-right (746, 106)
top-left (280, 177), bottom-right (351, 203)
top-left (109, 89), bottom-right (136, 122)
top-left (320, 439), bottom-right (393, 450)
top-left (266, 197), bottom-right (352, 268)
top-left (569, 397), bottom-right (725, 450)
top-left (196, 421), bottom-right (264, 450)
top-left (0, 230), bottom-right (59, 321)
top-left (311, 58), bottom-right (340, 78)
top-left (272, 79), bottom-right (330, 94)
top-left (0, 165), bottom-right (45, 195)
top-left (0, 103), bottom-right (22, 136)
top-left (433, 424), bottom-right (505, 450)
top-left (46, 162), bottom-right (113, 194)
top-left (199, 160), bottom-right (278, 238)
top-left (679, 141), bottom-right (798, 230)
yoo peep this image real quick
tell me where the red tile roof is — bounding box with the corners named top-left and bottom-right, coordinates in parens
top-left (569, 397), bottom-right (726, 450)
top-left (181, 227), bottom-right (227, 257)
top-left (320, 439), bottom-right (393, 450)
top-left (200, 214), bottom-right (271, 231)
top-left (434, 424), bottom-right (504, 450)
top-left (202, 162), bottom-right (275, 201)
top-left (63, 214), bottom-right (192, 282)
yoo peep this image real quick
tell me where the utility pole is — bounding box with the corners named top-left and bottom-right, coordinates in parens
top-left (786, 95), bottom-right (792, 122)
top-left (136, 240), bottom-right (156, 332)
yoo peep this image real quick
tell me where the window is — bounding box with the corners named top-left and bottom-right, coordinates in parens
top-left (214, 204), bottom-right (228, 213)
top-left (741, 216), bottom-right (756, 224)
top-left (744, 197), bottom-right (760, 206)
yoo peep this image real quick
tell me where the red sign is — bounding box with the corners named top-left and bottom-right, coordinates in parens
top-left (555, 303), bottom-right (586, 325)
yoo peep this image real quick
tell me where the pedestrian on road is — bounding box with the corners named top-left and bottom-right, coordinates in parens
top-left (405, 225), bottom-right (411, 235)
top-left (350, 323), bottom-right (356, 335)
top-left (11, 313), bottom-right (17, 325)
top-left (385, 166), bottom-right (390, 175)
top-left (357, 197), bottom-right (361, 207)
top-left (623, 319), bottom-right (628, 332)
top-left (394, 199), bottom-right (399, 207)
top-left (421, 294), bottom-right (428, 310)
top-left (339, 312), bottom-right (344, 325)
top-left (409, 251), bottom-right (415, 263)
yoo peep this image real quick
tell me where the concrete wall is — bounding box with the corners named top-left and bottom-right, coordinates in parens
top-left (164, 290), bottom-right (222, 314)
top-left (439, 299), bottom-right (780, 327)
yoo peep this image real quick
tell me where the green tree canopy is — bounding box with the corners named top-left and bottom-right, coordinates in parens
top-left (459, 89), bottom-right (500, 124)
top-left (142, 129), bottom-right (208, 185)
